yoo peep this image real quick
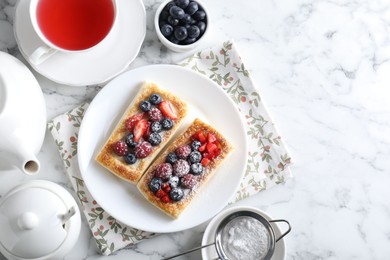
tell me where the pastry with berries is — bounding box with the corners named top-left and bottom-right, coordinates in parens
top-left (137, 118), bottom-right (233, 218)
top-left (95, 82), bottom-right (188, 183)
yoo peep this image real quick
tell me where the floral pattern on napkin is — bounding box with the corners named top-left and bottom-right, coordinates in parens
top-left (48, 40), bottom-right (292, 255)
top-left (179, 40), bottom-right (292, 202)
top-left (48, 104), bottom-right (154, 255)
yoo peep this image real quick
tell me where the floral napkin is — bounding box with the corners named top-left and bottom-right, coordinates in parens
top-left (48, 40), bottom-right (292, 255)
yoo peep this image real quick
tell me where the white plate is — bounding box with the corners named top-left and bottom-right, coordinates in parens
top-left (78, 65), bottom-right (248, 233)
top-left (14, 0), bottom-right (145, 86)
top-left (202, 206), bottom-right (287, 260)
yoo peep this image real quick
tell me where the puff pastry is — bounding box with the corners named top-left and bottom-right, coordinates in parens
top-left (137, 118), bottom-right (233, 218)
top-left (96, 82), bottom-right (188, 183)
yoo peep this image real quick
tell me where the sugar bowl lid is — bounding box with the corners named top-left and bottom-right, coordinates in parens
top-left (0, 180), bottom-right (81, 260)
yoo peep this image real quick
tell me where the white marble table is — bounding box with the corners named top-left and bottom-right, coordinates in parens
top-left (1, 0), bottom-right (390, 259)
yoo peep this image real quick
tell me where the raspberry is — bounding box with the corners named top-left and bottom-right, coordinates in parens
top-left (134, 141), bottom-right (152, 158)
top-left (112, 140), bottom-right (128, 156)
top-left (148, 107), bottom-right (163, 122)
top-left (181, 174), bottom-right (197, 189)
top-left (155, 163), bottom-right (173, 181)
top-left (173, 159), bottom-right (190, 177)
top-left (176, 145), bottom-right (191, 159)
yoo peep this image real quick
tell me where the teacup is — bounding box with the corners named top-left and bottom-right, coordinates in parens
top-left (29, 0), bottom-right (117, 65)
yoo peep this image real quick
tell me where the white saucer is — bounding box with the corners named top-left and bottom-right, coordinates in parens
top-left (201, 206), bottom-right (287, 260)
top-left (14, 0), bottom-right (146, 86)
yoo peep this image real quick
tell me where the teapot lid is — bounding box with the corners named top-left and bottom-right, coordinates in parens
top-left (0, 180), bottom-right (80, 259)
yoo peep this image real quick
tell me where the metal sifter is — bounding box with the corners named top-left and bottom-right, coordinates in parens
top-left (162, 208), bottom-right (291, 260)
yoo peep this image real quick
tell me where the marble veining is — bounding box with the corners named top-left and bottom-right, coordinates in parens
top-left (1, 0), bottom-right (390, 259)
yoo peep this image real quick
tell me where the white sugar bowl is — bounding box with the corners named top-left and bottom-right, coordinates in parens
top-left (0, 180), bottom-right (81, 260)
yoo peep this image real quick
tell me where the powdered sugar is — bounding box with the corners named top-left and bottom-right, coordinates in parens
top-left (221, 216), bottom-right (270, 260)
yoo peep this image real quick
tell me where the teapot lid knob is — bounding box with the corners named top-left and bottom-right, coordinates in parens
top-left (18, 212), bottom-right (39, 230)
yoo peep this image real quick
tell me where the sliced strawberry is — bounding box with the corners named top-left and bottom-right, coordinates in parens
top-left (206, 143), bottom-right (218, 154)
top-left (197, 131), bottom-right (207, 143)
top-left (207, 133), bottom-right (217, 143)
top-left (125, 113), bottom-right (144, 132)
top-left (159, 100), bottom-right (177, 120)
top-left (161, 183), bottom-right (171, 193)
top-left (133, 119), bottom-right (148, 142)
top-left (201, 158), bottom-right (210, 166)
top-left (213, 148), bottom-right (221, 158)
top-left (202, 152), bottom-right (212, 160)
top-left (161, 195), bottom-right (171, 203)
top-left (199, 143), bottom-right (207, 152)
top-left (156, 189), bottom-right (166, 198)
top-left (143, 121), bottom-right (151, 139)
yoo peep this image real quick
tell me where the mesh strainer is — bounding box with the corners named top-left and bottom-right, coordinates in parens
top-left (162, 210), bottom-right (291, 260)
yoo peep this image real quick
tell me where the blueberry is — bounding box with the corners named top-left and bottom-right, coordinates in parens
top-left (167, 16), bottom-right (179, 26)
top-left (190, 18), bottom-right (197, 25)
top-left (190, 163), bottom-right (203, 175)
top-left (169, 187), bottom-right (184, 201)
top-left (170, 6), bottom-right (185, 19)
top-left (160, 10), bottom-right (170, 21)
top-left (125, 133), bottom-right (138, 148)
top-left (187, 25), bottom-right (200, 39)
top-left (193, 10), bottom-right (206, 20)
top-left (174, 26), bottom-right (188, 41)
top-left (189, 151), bottom-right (202, 163)
top-left (151, 121), bottom-right (162, 133)
top-left (124, 153), bottom-right (137, 164)
top-left (182, 37), bottom-right (196, 45)
top-left (149, 177), bottom-right (162, 193)
top-left (161, 118), bottom-right (174, 130)
top-left (175, 0), bottom-right (189, 9)
top-left (185, 1), bottom-right (198, 15)
top-left (163, 1), bottom-right (176, 12)
top-left (191, 140), bottom-right (201, 151)
top-left (160, 24), bottom-right (173, 37)
top-left (166, 152), bottom-right (178, 164)
top-left (180, 14), bottom-right (192, 25)
top-left (149, 93), bottom-right (162, 105)
top-left (197, 21), bottom-right (206, 34)
top-left (168, 175), bottom-right (180, 188)
top-left (139, 100), bottom-right (152, 112)
top-left (148, 132), bottom-right (162, 146)
top-left (168, 35), bottom-right (180, 44)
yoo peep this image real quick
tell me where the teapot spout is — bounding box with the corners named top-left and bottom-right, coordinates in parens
top-left (21, 158), bottom-right (40, 175)
top-left (7, 147), bottom-right (40, 175)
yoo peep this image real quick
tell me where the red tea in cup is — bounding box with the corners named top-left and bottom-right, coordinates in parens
top-left (36, 0), bottom-right (115, 51)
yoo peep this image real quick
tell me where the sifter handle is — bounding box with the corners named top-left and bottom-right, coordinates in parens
top-left (161, 242), bottom-right (216, 260)
top-left (269, 219), bottom-right (291, 242)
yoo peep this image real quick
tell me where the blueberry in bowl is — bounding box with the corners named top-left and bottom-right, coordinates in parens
top-left (155, 0), bottom-right (209, 52)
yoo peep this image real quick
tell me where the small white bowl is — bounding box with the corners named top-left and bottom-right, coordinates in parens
top-left (201, 206), bottom-right (288, 260)
top-left (154, 0), bottom-right (209, 52)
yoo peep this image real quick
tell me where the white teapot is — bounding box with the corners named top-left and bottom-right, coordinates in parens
top-left (0, 180), bottom-right (81, 260)
top-left (0, 51), bottom-right (46, 174)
